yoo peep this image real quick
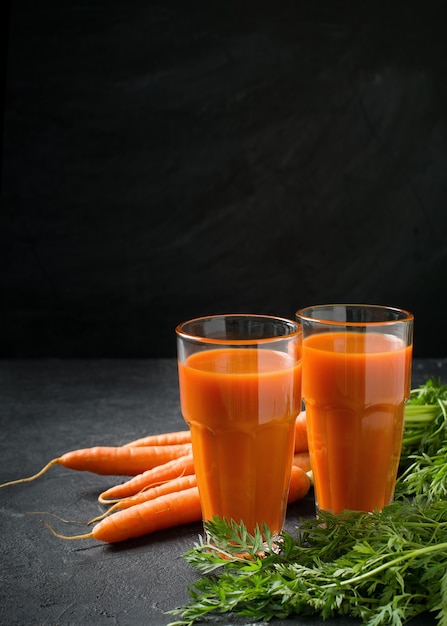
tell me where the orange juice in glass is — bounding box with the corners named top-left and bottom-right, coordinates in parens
top-left (296, 304), bottom-right (413, 514)
top-left (176, 314), bottom-right (302, 535)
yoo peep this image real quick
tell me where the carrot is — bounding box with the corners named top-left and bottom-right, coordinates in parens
top-left (293, 451), bottom-right (312, 473)
top-left (287, 465), bottom-right (311, 503)
top-left (102, 466), bottom-right (308, 517)
top-left (46, 465), bottom-right (311, 544)
top-left (0, 444), bottom-right (192, 488)
top-left (91, 474), bottom-right (198, 523)
top-left (46, 487), bottom-right (203, 543)
top-left (98, 454), bottom-right (195, 503)
top-left (123, 430), bottom-right (191, 447)
top-left (294, 410), bottom-right (308, 453)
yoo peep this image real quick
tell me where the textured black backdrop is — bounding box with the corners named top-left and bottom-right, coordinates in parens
top-left (1, 1), bottom-right (447, 358)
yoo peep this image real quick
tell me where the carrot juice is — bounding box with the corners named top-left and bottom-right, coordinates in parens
top-left (302, 331), bottom-right (412, 514)
top-left (178, 347), bottom-right (302, 534)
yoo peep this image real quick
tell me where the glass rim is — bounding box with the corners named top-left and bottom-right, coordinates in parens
top-left (175, 313), bottom-right (302, 345)
top-left (295, 304), bottom-right (414, 327)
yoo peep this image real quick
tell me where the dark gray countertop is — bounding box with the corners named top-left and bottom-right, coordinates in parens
top-left (1, 358), bottom-right (446, 626)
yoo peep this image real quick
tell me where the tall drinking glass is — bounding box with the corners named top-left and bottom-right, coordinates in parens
top-left (296, 304), bottom-right (413, 514)
top-left (176, 314), bottom-right (302, 535)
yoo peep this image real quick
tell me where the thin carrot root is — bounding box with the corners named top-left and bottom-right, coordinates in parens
top-left (88, 509), bottom-right (111, 524)
top-left (43, 521), bottom-right (93, 541)
top-left (0, 459), bottom-right (60, 488)
top-left (28, 511), bottom-right (87, 525)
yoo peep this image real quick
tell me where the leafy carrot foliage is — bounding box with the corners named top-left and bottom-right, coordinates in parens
top-left (170, 378), bottom-right (447, 626)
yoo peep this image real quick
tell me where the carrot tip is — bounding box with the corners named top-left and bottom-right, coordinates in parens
top-left (42, 520), bottom-right (93, 541)
top-left (28, 511), bottom-right (86, 525)
top-left (87, 507), bottom-right (117, 525)
top-left (0, 458), bottom-right (60, 488)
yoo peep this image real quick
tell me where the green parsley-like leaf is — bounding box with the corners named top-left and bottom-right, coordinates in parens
top-left (169, 377), bottom-right (447, 626)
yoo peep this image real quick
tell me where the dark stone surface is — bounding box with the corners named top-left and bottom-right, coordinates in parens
top-left (0, 358), bottom-right (445, 625)
top-left (1, 2), bottom-right (447, 359)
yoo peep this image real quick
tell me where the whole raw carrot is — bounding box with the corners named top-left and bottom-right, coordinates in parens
top-left (294, 410), bottom-right (308, 453)
top-left (46, 486), bottom-right (203, 543)
top-left (124, 430), bottom-right (192, 447)
top-left (47, 466), bottom-right (311, 544)
top-left (91, 474), bottom-right (198, 523)
top-left (287, 465), bottom-right (311, 503)
top-left (0, 444), bottom-right (192, 488)
top-left (98, 454), bottom-right (195, 503)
